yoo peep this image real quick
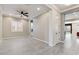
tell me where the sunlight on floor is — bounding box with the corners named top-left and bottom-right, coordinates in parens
top-left (64, 32), bottom-right (72, 48)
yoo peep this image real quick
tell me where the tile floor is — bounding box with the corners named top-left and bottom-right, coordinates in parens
top-left (0, 32), bottom-right (79, 55)
top-left (0, 36), bottom-right (50, 55)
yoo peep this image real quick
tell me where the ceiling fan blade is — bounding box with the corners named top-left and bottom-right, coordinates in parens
top-left (24, 14), bottom-right (28, 17)
top-left (17, 10), bottom-right (21, 13)
top-left (24, 13), bottom-right (28, 14)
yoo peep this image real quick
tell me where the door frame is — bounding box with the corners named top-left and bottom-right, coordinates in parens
top-left (65, 23), bottom-right (72, 33)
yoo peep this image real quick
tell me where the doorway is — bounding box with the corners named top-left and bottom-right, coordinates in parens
top-left (65, 23), bottom-right (72, 34)
top-left (65, 23), bottom-right (72, 39)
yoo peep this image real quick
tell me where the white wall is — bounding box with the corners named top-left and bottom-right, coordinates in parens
top-left (32, 11), bottom-right (50, 44)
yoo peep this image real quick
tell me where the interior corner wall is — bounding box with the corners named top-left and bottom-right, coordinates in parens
top-left (32, 11), bottom-right (50, 44)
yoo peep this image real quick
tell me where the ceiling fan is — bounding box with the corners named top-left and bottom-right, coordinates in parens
top-left (17, 10), bottom-right (29, 17)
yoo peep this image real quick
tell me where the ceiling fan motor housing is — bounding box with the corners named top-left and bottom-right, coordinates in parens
top-left (21, 11), bottom-right (23, 14)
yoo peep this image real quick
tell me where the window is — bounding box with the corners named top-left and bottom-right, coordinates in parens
top-left (30, 20), bottom-right (33, 32)
top-left (17, 22), bottom-right (23, 32)
top-left (11, 20), bottom-right (23, 32)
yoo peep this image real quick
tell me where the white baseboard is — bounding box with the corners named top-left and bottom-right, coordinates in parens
top-left (49, 40), bottom-right (65, 47)
top-left (32, 36), bottom-right (49, 45)
top-left (3, 36), bottom-right (27, 40)
top-left (59, 41), bottom-right (64, 43)
top-left (3, 36), bottom-right (50, 46)
top-left (32, 36), bottom-right (65, 47)
top-left (53, 40), bottom-right (65, 47)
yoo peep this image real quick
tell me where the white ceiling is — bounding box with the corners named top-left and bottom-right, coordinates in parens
top-left (0, 4), bottom-right (51, 19)
top-left (1, 4), bottom-right (78, 19)
top-left (55, 4), bottom-right (77, 10)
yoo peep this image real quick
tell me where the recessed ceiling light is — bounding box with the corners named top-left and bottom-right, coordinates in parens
top-left (37, 7), bottom-right (40, 11)
top-left (9, 13), bottom-right (13, 16)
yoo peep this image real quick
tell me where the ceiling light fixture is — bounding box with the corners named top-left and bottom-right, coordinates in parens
top-left (37, 7), bottom-right (40, 11)
top-left (9, 13), bottom-right (13, 16)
